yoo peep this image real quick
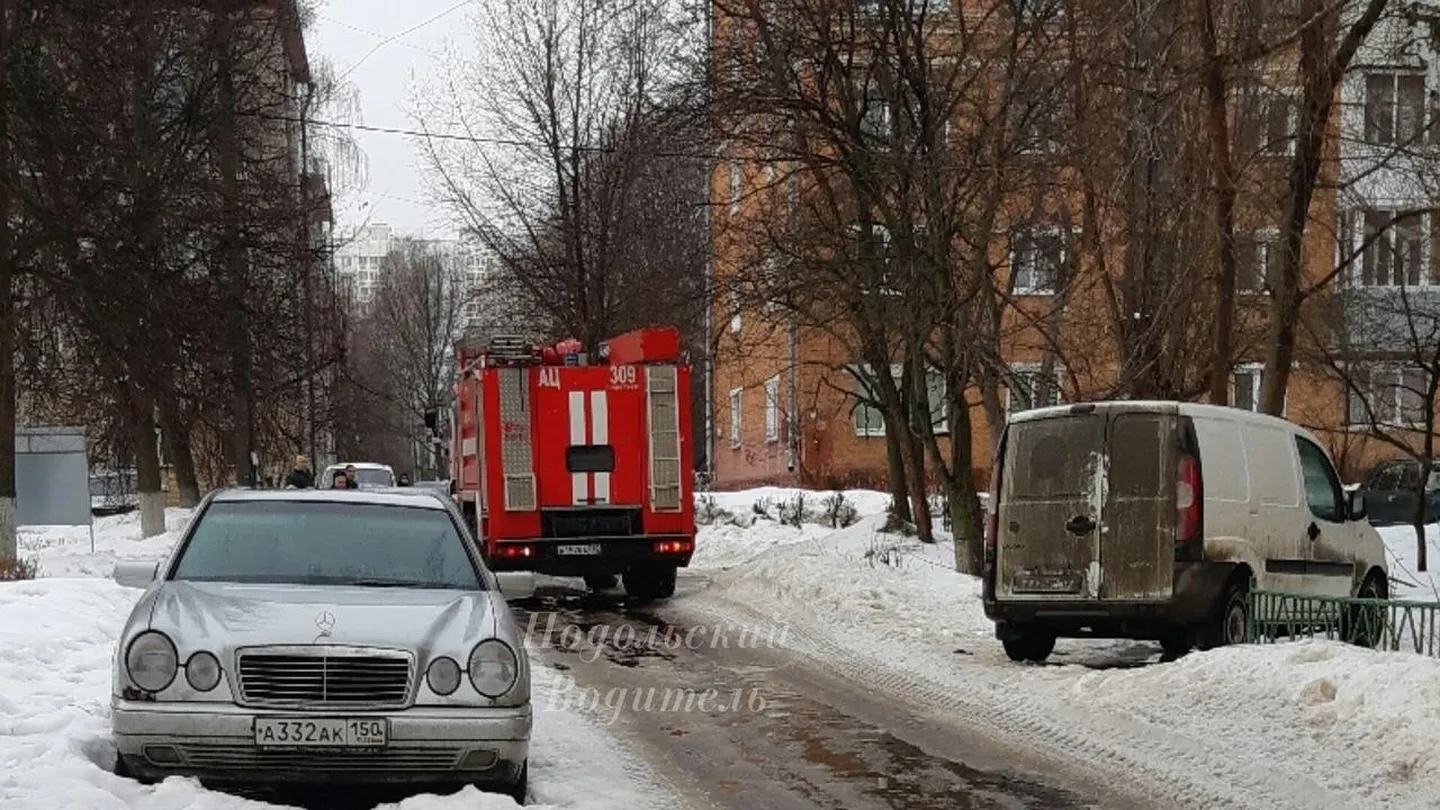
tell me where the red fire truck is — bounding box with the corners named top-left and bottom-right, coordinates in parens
top-left (450, 326), bottom-right (696, 600)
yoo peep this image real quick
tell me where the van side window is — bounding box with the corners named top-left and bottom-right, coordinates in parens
top-left (1295, 438), bottom-right (1344, 523)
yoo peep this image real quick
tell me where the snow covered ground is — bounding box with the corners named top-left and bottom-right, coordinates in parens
top-left (1, 511), bottom-right (678, 810)
top-left (688, 487), bottom-right (1440, 810)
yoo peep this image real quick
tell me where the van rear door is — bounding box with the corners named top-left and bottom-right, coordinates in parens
top-left (1100, 410), bottom-right (1178, 600)
top-left (996, 406), bottom-right (1177, 601)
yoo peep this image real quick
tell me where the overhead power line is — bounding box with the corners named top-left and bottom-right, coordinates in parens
top-left (335, 0), bottom-right (476, 81)
top-left (279, 114), bottom-right (724, 162)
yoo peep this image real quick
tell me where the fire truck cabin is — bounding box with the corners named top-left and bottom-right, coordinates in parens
top-left (451, 327), bottom-right (695, 600)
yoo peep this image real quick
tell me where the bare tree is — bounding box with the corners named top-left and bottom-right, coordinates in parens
top-left (351, 239), bottom-right (475, 477)
top-left (414, 0), bottom-right (706, 354)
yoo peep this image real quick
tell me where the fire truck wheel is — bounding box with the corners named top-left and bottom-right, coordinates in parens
top-left (625, 564), bottom-right (678, 601)
top-left (584, 574), bottom-right (619, 591)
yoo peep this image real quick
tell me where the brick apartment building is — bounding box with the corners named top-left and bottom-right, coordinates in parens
top-left (707, 1), bottom-right (1440, 491)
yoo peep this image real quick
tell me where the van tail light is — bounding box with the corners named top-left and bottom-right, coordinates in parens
top-left (984, 486), bottom-right (1000, 551)
top-left (1177, 453), bottom-right (1201, 545)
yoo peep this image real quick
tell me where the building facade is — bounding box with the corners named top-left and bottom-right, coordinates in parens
top-left (707, 1), bottom-right (1440, 491)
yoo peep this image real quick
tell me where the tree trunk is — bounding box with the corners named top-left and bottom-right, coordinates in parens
top-left (128, 385), bottom-right (166, 538)
top-left (1200, 0), bottom-right (1237, 406)
top-left (159, 399), bottom-right (201, 507)
top-left (883, 429), bottom-right (912, 521)
top-left (1260, 0), bottom-right (1389, 414)
top-left (947, 401), bottom-right (984, 575)
top-left (215, 6), bottom-right (253, 487)
top-left (0, 0), bottom-right (15, 563)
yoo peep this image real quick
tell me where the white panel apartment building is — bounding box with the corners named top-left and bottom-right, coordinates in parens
top-left (1334, 5), bottom-right (1440, 427)
top-left (334, 222), bottom-right (495, 323)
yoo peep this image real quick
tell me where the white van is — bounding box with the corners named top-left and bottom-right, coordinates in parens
top-left (982, 401), bottom-right (1387, 662)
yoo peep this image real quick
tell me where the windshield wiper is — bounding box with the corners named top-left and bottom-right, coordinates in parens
top-left (343, 578), bottom-right (423, 588)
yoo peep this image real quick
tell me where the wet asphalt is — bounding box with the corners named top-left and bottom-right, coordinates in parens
top-left (508, 578), bottom-right (1126, 810)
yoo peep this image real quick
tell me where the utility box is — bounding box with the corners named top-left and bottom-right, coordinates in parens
top-left (16, 426), bottom-right (92, 528)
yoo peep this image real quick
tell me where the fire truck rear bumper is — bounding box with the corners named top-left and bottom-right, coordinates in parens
top-left (487, 536), bottom-right (694, 576)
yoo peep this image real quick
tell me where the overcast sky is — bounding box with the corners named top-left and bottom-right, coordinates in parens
top-left (308, 0), bottom-right (472, 241)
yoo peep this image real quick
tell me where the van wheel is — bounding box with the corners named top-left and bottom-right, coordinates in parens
top-left (1342, 573), bottom-right (1387, 649)
top-left (1001, 632), bottom-right (1055, 663)
top-left (1197, 582), bottom-right (1249, 651)
top-left (1158, 630), bottom-right (1192, 659)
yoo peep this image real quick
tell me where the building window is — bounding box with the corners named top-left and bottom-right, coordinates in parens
top-left (1233, 85), bottom-right (1296, 157)
top-left (1233, 365), bottom-right (1262, 411)
top-left (849, 222), bottom-right (899, 295)
top-left (1348, 209), bottom-right (1427, 287)
top-left (729, 387), bottom-right (743, 448)
top-left (729, 285), bottom-right (742, 333)
top-left (1010, 227), bottom-right (1066, 295)
top-left (850, 363), bottom-right (948, 436)
top-left (1010, 75), bottom-right (1067, 155)
top-left (1364, 72), bottom-right (1426, 146)
top-left (1006, 363), bottom-right (1063, 412)
top-left (764, 376), bottom-right (780, 442)
top-left (729, 160), bottom-right (742, 214)
top-left (1346, 365), bottom-right (1428, 427)
top-left (859, 78), bottom-right (893, 144)
top-left (1015, 0), bottom-right (1063, 24)
top-left (1235, 230), bottom-right (1278, 294)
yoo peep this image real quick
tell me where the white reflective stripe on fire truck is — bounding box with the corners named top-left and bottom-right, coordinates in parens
top-left (590, 389), bottom-right (610, 504)
top-left (568, 390), bottom-right (588, 504)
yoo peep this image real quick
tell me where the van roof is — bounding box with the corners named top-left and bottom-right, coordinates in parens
top-left (1010, 400), bottom-right (1317, 439)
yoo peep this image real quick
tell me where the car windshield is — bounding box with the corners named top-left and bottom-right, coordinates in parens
top-left (169, 501), bottom-right (483, 590)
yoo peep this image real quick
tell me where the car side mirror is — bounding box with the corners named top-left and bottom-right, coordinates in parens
top-left (495, 571), bottom-right (536, 600)
top-left (1348, 489), bottom-right (1368, 522)
top-left (114, 560), bottom-right (159, 589)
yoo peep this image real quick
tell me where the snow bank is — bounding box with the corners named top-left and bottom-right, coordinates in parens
top-left (1, 526), bottom-right (676, 809)
top-left (1378, 523), bottom-right (1440, 602)
top-left (17, 508), bottom-right (195, 579)
top-left (691, 487), bottom-right (895, 571)
top-left (689, 488), bottom-right (1440, 810)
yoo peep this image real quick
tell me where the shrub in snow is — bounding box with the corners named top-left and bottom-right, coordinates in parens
top-left (820, 492), bottom-right (859, 528)
top-left (752, 497), bottom-right (774, 519)
top-left (863, 533), bottom-right (908, 568)
top-left (0, 555), bottom-right (38, 581)
top-left (695, 494), bottom-right (731, 526)
top-left (778, 492), bottom-right (806, 527)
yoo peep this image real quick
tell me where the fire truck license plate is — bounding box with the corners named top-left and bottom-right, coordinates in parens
top-left (556, 543), bottom-right (603, 556)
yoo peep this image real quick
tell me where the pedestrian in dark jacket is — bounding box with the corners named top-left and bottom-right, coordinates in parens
top-left (285, 455), bottom-right (314, 489)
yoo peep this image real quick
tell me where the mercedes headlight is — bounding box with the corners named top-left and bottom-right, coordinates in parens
top-left (467, 640), bottom-right (518, 698)
top-left (184, 651), bottom-right (222, 692)
top-left (125, 631), bottom-right (178, 692)
top-left (427, 656), bottom-right (462, 696)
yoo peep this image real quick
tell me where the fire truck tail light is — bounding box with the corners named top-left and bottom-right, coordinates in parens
top-left (653, 539), bottom-right (694, 554)
top-left (494, 544), bottom-right (535, 559)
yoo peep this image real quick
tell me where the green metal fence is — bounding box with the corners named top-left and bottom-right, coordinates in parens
top-left (1245, 586), bottom-right (1440, 657)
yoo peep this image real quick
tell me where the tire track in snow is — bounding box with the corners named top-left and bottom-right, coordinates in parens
top-left (684, 583), bottom-right (1350, 810)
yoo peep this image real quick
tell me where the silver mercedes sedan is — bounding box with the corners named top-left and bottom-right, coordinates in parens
top-left (109, 487), bottom-right (536, 802)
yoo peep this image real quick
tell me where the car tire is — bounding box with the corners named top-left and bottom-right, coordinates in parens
top-left (584, 574), bottom-right (619, 591)
top-left (1197, 581), bottom-right (1249, 651)
top-left (113, 754), bottom-right (155, 785)
top-left (1001, 632), bottom-right (1055, 663)
top-left (625, 565), bottom-right (677, 602)
top-left (1342, 572), bottom-right (1387, 648)
top-left (509, 760), bottom-right (528, 804)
